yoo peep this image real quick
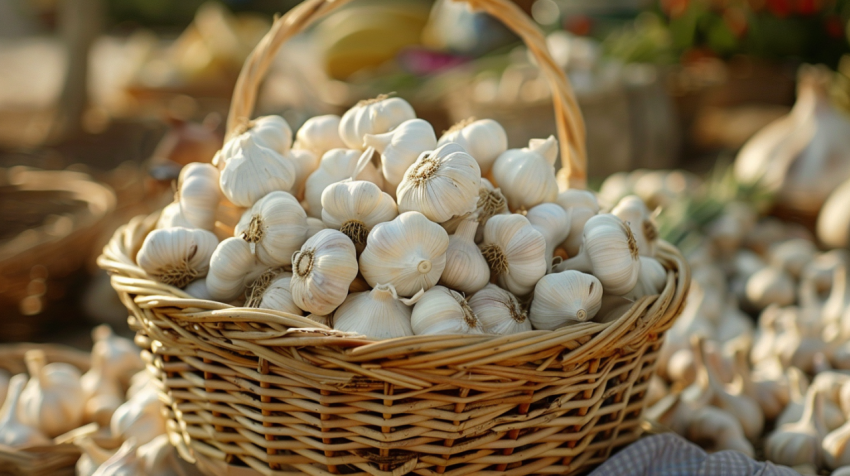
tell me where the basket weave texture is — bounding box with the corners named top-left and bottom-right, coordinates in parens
top-left (98, 0), bottom-right (692, 474)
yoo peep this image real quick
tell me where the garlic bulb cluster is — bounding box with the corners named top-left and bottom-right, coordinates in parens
top-left (293, 114), bottom-right (345, 158)
top-left (334, 284), bottom-right (414, 339)
top-left (491, 136), bottom-right (559, 211)
top-left (158, 163), bottom-right (220, 231)
top-left (339, 95), bottom-right (416, 149)
top-left (304, 148), bottom-right (384, 218)
top-left (364, 118), bottom-right (436, 193)
top-left (437, 118), bottom-right (507, 174)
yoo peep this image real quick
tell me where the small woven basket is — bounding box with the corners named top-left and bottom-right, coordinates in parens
top-left (98, 0), bottom-right (691, 474)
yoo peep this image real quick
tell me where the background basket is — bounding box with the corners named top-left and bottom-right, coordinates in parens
top-left (98, 0), bottom-right (691, 474)
top-left (0, 343), bottom-right (91, 476)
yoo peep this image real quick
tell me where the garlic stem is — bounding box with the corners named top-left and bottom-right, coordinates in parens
top-left (455, 219), bottom-right (478, 243)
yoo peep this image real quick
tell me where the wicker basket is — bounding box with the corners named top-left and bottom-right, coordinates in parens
top-left (0, 344), bottom-right (92, 476)
top-left (98, 0), bottom-right (691, 474)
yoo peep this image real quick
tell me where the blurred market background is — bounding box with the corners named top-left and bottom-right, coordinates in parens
top-left (1, 0), bottom-right (849, 346)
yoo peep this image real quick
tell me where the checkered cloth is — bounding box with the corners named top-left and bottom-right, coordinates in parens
top-left (589, 433), bottom-right (799, 476)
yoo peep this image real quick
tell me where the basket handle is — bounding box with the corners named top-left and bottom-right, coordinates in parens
top-left (225, 0), bottom-right (588, 187)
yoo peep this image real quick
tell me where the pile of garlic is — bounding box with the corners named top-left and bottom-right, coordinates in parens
top-left (139, 95), bottom-right (669, 339)
top-left (641, 197), bottom-right (850, 475)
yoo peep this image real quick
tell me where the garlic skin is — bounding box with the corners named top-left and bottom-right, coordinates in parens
top-left (766, 391), bottom-right (828, 468)
top-left (137, 434), bottom-right (204, 476)
top-left (235, 115), bottom-right (293, 155)
top-left (294, 114), bottom-right (345, 158)
top-left (288, 148), bottom-right (320, 199)
top-left (555, 214), bottom-right (641, 296)
top-left (175, 163), bottom-right (220, 231)
top-left (818, 177), bottom-right (850, 249)
top-left (621, 256), bottom-right (667, 300)
top-left (396, 142), bottom-right (481, 223)
top-left (19, 350), bottom-right (85, 437)
top-left (110, 385), bottom-right (166, 446)
top-left (75, 437), bottom-right (114, 476)
top-left (735, 66), bottom-right (850, 210)
top-left (91, 439), bottom-right (143, 476)
top-left (612, 195), bottom-right (657, 257)
top-left (530, 270), bottom-right (603, 330)
top-left (411, 286), bottom-right (484, 335)
top-left (234, 191), bottom-right (308, 267)
top-left (360, 212), bottom-right (449, 297)
top-left (339, 95), bottom-right (416, 150)
top-left (0, 374), bottom-right (49, 448)
top-left (438, 118), bottom-right (507, 175)
top-left (526, 203), bottom-right (571, 272)
top-left (745, 266), bottom-right (795, 310)
top-left (769, 238), bottom-right (818, 279)
top-left (439, 218), bottom-right (490, 294)
top-left (155, 202), bottom-right (194, 230)
top-left (290, 229), bottom-right (358, 315)
top-left (491, 136), bottom-right (559, 211)
top-left (363, 118), bottom-right (437, 193)
top-left (481, 214), bottom-right (547, 296)
top-left (206, 237), bottom-right (266, 302)
top-left (555, 189), bottom-right (600, 256)
top-left (306, 217), bottom-right (326, 238)
top-left (469, 284), bottom-right (531, 335)
top-left (219, 136), bottom-right (297, 207)
top-left (247, 272), bottom-right (302, 316)
top-left (334, 284), bottom-right (414, 339)
top-left (81, 325), bottom-right (143, 426)
top-left (303, 148), bottom-right (384, 218)
top-left (440, 178), bottom-right (508, 239)
top-left (824, 411), bottom-right (850, 468)
top-left (136, 227), bottom-right (218, 288)
top-left (321, 180), bottom-right (398, 246)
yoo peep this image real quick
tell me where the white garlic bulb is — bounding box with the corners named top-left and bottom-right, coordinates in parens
top-left (321, 180), bottom-right (398, 246)
top-left (411, 286), bottom-right (484, 335)
top-left (290, 229), bottom-right (358, 315)
top-left (339, 95), bottom-right (416, 150)
top-left (174, 162), bottom-right (220, 231)
top-left (303, 148), bottom-right (384, 218)
top-left (469, 284), bottom-right (531, 335)
top-left (745, 267), bottom-right (795, 310)
top-left (0, 374), bottom-right (49, 448)
top-left (769, 238), bottom-right (818, 279)
top-left (206, 237), bottom-right (266, 302)
top-left (440, 178), bottom-right (508, 239)
top-left (396, 142), bottom-right (481, 223)
top-left (306, 217), bottom-right (326, 238)
top-left (184, 278), bottom-right (212, 300)
top-left (288, 148), bottom-right (320, 199)
top-left (765, 390), bottom-right (828, 468)
top-left (526, 202), bottom-right (571, 272)
top-left (554, 214), bottom-right (641, 296)
top-left (363, 118), bottom-right (437, 193)
top-left (137, 434), bottom-right (204, 476)
top-left (155, 202), bottom-right (193, 230)
top-left (219, 136), bottom-right (297, 207)
top-left (334, 284), bottom-right (414, 339)
top-left (91, 439), bottom-right (142, 476)
top-left (480, 214), bottom-right (547, 296)
top-left (622, 256), bottom-right (667, 300)
top-left (19, 350), bottom-right (85, 437)
top-left (555, 189), bottom-right (600, 256)
top-left (612, 195), bottom-right (657, 257)
top-left (294, 114), bottom-right (345, 158)
top-left (75, 436), bottom-right (113, 476)
top-left (438, 118), bottom-right (507, 174)
top-left (234, 191), bottom-right (308, 267)
top-left (491, 136), bottom-right (559, 211)
top-left (246, 271), bottom-right (302, 316)
top-left (136, 227), bottom-right (218, 288)
top-left (530, 270), bottom-right (603, 330)
top-left (439, 218), bottom-right (489, 294)
top-left (110, 385), bottom-right (166, 446)
top-left (215, 115), bottom-right (294, 168)
top-left (359, 211), bottom-right (449, 297)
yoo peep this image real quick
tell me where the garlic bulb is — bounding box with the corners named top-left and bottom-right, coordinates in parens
top-left (363, 118), bottom-right (437, 192)
top-left (91, 439), bottom-right (143, 476)
top-left (246, 271), bottom-right (302, 316)
top-left (437, 118), bottom-right (507, 175)
top-left (555, 189), bottom-right (600, 256)
top-left (411, 286), bottom-right (484, 335)
top-left (219, 136), bottom-right (297, 207)
top-left (745, 266), bottom-right (795, 310)
top-left (735, 65), bottom-right (850, 211)
top-left (481, 214), bottom-right (547, 296)
top-left (234, 191), bottom-right (308, 266)
top-left (491, 136), bottom-right (559, 211)
top-left (175, 163), bottom-right (220, 231)
top-left (0, 374), bottom-right (49, 448)
top-left (138, 434), bottom-right (203, 476)
top-left (184, 278), bottom-right (212, 300)
top-left (440, 178), bottom-right (508, 239)
top-left (81, 325), bottom-right (142, 426)
top-left (825, 265), bottom-right (850, 327)
top-left (294, 114), bottom-right (345, 158)
top-left (232, 115), bottom-right (293, 155)
top-left (469, 284), bottom-right (531, 335)
top-left (825, 413), bottom-right (850, 468)
top-left (622, 256), bottom-right (667, 300)
top-left (612, 195), bottom-right (657, 257)
top-left (333, 284), bottom-right (414, 339)
top-left (526, 203), bottom-right (571, 272)
top-left (303, 148), bottom-right (384, 218)
top-left (19, 350), bottom-right (85, 437)
top-left (111, 385), bottom-right (166, 446)
top-left (206, 237), bottom-right (266, 302)
top-left (396, 142), bottom-right (481, 223)
top-left (155, 202), bottom-right (193, 230)
top-left (288, 148), bottom-right (319, 199)
top-left (819, 177), bottom-right (850, 249)
top-left (136, 227), bottom-right (218, 288)
top-left (529, 270), bottom-right (602, 330)
top-left (554, 214), bottom-right (641, 296)
top-left (290, 229), bottom-right (358, 315)
top-left (769, 239), bottom-right (818, 279)
top-left (76, 437), bottom-right (115, 476)
top-left (306, 217), bottom-right (326, 239)
top-left (359, 211), bottom-right (449, 297)
top-left (766, 390), bottom-right (828, 467)
top-left (321, 180), bottom-right (398, 246)
top-left (439, 218), bottom-right (489, 294)
top-left (339, 95), bottom-right (416, 149)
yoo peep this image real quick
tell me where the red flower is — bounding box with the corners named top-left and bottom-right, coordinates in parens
top-left (795, 0), bottom-right (818, 15)
top-left (825, 15), bottom-right (844, 38)
top-left (766, 0), bottom-right (791, 16)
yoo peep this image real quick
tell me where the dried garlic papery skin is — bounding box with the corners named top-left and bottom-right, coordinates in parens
top-left (339, 95), bottom-right (416, 150)
top-left (469, 284), bottom-right (531, 335)
top-left (321, 180), bottom-right (398, 247)
top-left (438, 118), bottom-right (507, 175)
top-left (136, 227), bottom-right (219, 288)
top-left (235, 191), bottom-right (308, 267)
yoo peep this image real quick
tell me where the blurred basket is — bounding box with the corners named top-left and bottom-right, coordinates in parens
top-left (98, 0), bottom-right (691, 474)
top-left (0, 167), bottom-right (116, 340)
top-left (0, 343), bottom-right (91, 476)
